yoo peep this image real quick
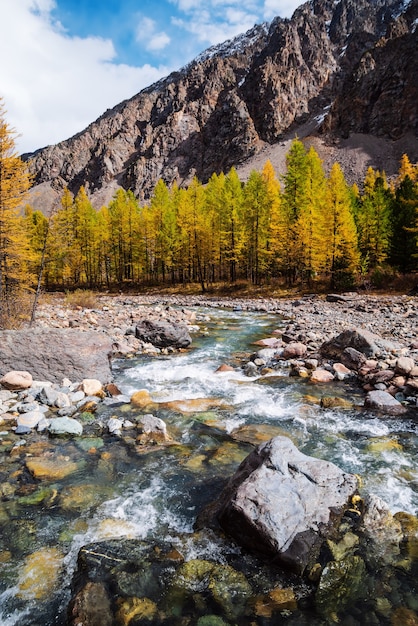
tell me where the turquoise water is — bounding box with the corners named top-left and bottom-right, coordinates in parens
top-left (0, 307), bottom-right (417, 625)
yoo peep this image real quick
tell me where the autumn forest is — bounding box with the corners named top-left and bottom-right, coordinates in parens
top-left (0, 100), bottom-right (417, 327)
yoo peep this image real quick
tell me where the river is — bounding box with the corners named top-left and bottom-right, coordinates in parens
top-left (0, 306), bottom-right (417, 625)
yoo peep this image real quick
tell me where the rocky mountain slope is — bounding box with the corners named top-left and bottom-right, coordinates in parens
top-left (25, 0), bottom-right (418, 211)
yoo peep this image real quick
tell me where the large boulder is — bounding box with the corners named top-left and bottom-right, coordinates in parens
top-left (201, 436), bottom-right (358, 576)
top-left (135, 318), bottom-right (192, 348)
top-left (0, 329), bottom-right (113, 384)
top-left (321, 328), bottom-right (400, 361)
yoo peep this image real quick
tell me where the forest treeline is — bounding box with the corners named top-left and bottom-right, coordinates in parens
top-left (0, 98), bottom-right (418, 326)
top-left (27, 143), bottom-right (418, 293)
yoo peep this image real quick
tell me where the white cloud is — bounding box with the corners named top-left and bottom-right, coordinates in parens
top-left (172, 2), bottom-right (260, 47)
top-left (263, 0), bottom-right (301, 19)
top-left (170, 0), bottom-right (298, 49)
top-left (0, 0), bottom-right (170, 154)
top-left (136, 15), bottom-right (171, 52)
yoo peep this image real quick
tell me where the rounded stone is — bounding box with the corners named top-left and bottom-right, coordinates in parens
top-left (0, 371), bottom-right (33, 390)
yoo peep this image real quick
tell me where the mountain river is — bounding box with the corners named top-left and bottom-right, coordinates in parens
top-left (0, 306), bottom-right (417, 625)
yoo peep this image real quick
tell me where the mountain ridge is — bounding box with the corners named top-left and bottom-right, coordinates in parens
top-left (25, 0), bottom-right (418, 211)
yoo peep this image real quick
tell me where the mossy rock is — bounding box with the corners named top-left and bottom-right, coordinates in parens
top-left (76, 437), bottom-right (105, 451)
top-left (326, 532), bottom-right (359, 562)
top-left (208, 442), bottom-right (248, 467)
top-left (167, 558), bottom-right (252, 621)
top-left (18, 486), bottom-right (55, 506)
top-left (253, 586), bottom-right (297, 617)
top-left (115, 596), bottom-right (158, 625)
top-left (390, 607), bottom-right (418, 626)
top-left (316, 555), bottom-right (366, 617)
top-left (320, 396), bottom-right (353, 409)
top-left (196, 616), bottom-right (229, 626)
top-left (78, 411), bottom-right (97, 423)
top-left (394, 511), bottom-right (418, 561)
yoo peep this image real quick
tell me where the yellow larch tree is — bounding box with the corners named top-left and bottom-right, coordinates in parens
top-left (0, 98), bottom-right (33, 326)
top-left (324, 163), bottom-right (360, 290)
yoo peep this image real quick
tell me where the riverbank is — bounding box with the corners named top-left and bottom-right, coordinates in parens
top-left (32, 291), bottom-right (418, 348)
top-left (31, 291), bottom-right (418, 407)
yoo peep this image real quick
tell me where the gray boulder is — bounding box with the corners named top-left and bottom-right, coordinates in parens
top-left (135, 319), bottom-right (191, 348)
top-left (321, 328), bottom-right (400, 360)
top-left (203, 436), bottom-right (358, 576)
top-left (364, 390), bottom-right (407, 415)
top-left (0, 329), bottom-right (113, 384)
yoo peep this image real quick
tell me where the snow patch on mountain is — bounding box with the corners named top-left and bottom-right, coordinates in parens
top-left (183, 22), bottom-right (270, 69)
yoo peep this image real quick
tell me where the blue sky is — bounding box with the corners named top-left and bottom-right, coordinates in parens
top-left (1, 0), bottom-right (302, 154)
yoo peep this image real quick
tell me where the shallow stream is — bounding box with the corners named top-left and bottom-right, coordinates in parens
top-left (0, 307), bottom-right (417, 625)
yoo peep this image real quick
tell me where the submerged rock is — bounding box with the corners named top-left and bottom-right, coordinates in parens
top-left (67, 581), bottom-right (113, 626)
top-left (115, 597), bottom-right (158, 625)
top-left (17, 547), bottom-right (63, 600)
top-left (167, 558), bottom-right (252, 621)
top-left (48, 416), bottom-right (83, 436)
top-left (26, 456), bottom-right (82, 481)
top-left (315, 555), bottom-right (366, 617)
top-left (200, 436), bottom-right (358, 575)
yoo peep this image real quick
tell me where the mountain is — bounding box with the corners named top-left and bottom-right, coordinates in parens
top-left (25, 0), bottom-right (418, 211)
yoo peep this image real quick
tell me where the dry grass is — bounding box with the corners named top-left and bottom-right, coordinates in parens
top-left (0, 292), bottom-right (33, 329)
top-left (64, 289), bottom-right (98, 309)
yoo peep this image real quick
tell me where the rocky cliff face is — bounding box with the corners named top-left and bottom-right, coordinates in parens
top-left (25, 0), bottom-right (418, 210)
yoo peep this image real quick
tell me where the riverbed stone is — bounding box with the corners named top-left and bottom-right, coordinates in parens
top-left (26, 456), bottom-right (82, 480)
top-left (162, 397), bottom-right (226, 413)
top-left (116, 597), bottom-right (158, 625)
top-left (136, 414), bottom-right (172, 446)
top-left (310, 369), bottom-right (334, 383)
top-left (48, 417), bottom-right (83, 436)
top-left (361, 494), bottom-right (403, 565)
top-left (135, 318), bottom-right (192, 348)
top-left (215, 364), bottom-right (234, 372)
top-left (130, 389), bottom-right (153, 408)
top-left (67, 581), bottom-right (113, 626)
top-left (315, 555), bottom-right (366, 617)
top-left (80, 378), bottom-right (105, 397)
top-left (282, 342), bottom-right (307, 359)
top-left (320, 396), bottom-right (353, 409)
top-left (168, 559), bottom-right (252, 621)
top-left (0, 370), bottom-right (33, 390)
top-left (321, 328), bottom-right (400, 360)
top-left (17, 547), bottom-right (63, 600)
top-left (107, 416), bottom-right (124, 435)
top-left (16, 410), bottom-right (45, 429)
top-left (254, 587), bottom-right (297, 617)
top-left (395, 356), bottom-right (416, 376)
top-left (364, 390), bottom-right (407, 415)
top-left (203, 436), bottom-right (358, 576)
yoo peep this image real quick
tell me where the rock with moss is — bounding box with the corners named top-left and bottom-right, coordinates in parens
top-left (166, 558), bottom-right (252, 621)
top-left (361, 494), bottom-right (403, 566)
top-left (315, 555), bottom-right (367, 618)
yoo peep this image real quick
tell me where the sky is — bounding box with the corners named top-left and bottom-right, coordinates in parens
top-left (1, 0), bottom-right (303, 155)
